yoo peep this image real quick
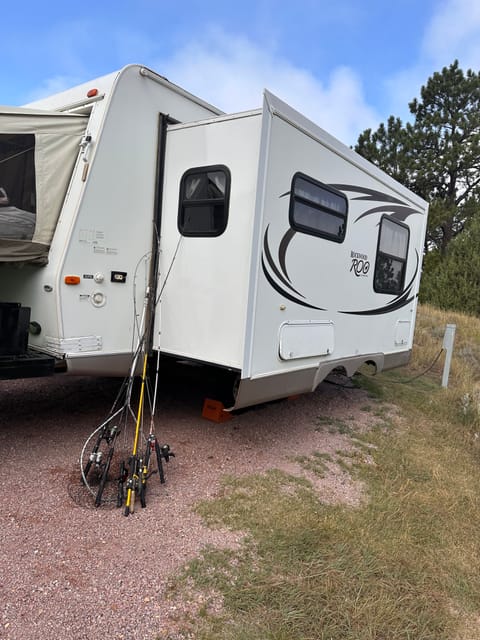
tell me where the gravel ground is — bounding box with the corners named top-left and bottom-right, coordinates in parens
top-left (0, 370), bottom-right (373, 640)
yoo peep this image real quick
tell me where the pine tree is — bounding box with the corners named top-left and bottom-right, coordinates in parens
top-left (355, 61), bottom-right (480, 257)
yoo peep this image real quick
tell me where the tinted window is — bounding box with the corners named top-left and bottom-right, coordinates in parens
top-left (374, 216), bottom-right (410, 294)
top-left (178, 166), bottom-right (230, 237)
top-left (289, 173), bottom-right (347, 242)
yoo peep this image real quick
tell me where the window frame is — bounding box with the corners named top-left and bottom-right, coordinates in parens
top-left (177, 164), bottom-right (231, 238)
top-left (289, 172), bottom-right (348, 243)
top-left (373, 215), bottom-right (410, 295)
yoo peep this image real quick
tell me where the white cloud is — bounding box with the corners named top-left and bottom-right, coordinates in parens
top-left (384, 67), bottom-right (427, 123)
top-left (386, 0), bottom-right (480, 121)
top-left (24, 75), bottom-right (83, 105)
top-left (422, 0), bottom-right (480, 68)
top-left (157, 29), bottom-right (379, 145)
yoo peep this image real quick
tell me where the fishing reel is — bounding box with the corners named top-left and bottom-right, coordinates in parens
top-left (81, 422), bottom-right (121, 507)
top-left (159, 443), bottom-right (175, 462)
top-left (120, 436), bottom-right (175, 516)
top-left (86, 425), bottom-right (119, 466)
top-left (104, 424), bottom-right (119, 444)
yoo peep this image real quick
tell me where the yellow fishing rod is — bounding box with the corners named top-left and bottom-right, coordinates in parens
top-left (124, 350), bottom-right (149, 516)
top-left (119, 252), bottom-right (177, 515)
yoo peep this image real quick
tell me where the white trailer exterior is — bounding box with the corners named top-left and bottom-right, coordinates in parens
top-left (0, 65), bottom-right (428, 409)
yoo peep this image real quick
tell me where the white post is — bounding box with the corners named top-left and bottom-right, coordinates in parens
top-left (442, 324), bottom-right (456, 388)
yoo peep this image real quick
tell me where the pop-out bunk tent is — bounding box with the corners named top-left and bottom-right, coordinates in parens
top-left (0, 107), bottom-right (87, 263)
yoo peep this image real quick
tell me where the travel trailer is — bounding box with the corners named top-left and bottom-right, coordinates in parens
top-left (0, 65), bottom-right (428, 409)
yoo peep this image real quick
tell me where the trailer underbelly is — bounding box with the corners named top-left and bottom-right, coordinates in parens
top-left (231, 349), bottom-right (411, 410)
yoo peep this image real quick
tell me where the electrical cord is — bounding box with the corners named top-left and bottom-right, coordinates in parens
top-left (382, 347), bottom-right (445, 384)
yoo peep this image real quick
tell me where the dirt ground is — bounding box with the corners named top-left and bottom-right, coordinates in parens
top-left (0, 370), bottom-right (373, 639)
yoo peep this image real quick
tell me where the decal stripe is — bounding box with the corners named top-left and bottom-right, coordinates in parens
top-left (340, 251), bottom-right (420, 316)
top-left (261, 256), bottom-right (326, 311)
top-left (264, 182), bottom-right (423, 315)
top-left (354, 205), bottom-right (422, 224)
top-left (263, 226), bottom-right (305, 298)
top-left (278, 228), bottom-right (296, 282)
top-left (330, 184), bottom-right (413, 206)
top-left (340, 293), bottom-right (415, 316)
top-left (329, 184), bottom-right (423, 223)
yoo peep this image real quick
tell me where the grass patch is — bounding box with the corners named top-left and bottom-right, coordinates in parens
top-left (315, 415), bottom-right (353, 434)
top-left (164, 304), bottom-right (480, 639)
top-left (292, 451), bottom-right (334, 477)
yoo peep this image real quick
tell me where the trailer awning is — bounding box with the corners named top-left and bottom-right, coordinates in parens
top-left (0, 107), bottom-right (88, 263)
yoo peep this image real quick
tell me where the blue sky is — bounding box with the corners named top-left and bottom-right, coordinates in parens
top-left (2, 0), bottom-right (479, 144)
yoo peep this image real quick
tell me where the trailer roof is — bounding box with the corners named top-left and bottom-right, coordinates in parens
top-left (24, 65), bottom-right (223, 117)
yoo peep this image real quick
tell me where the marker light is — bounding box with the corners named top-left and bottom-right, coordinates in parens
top-left (64, 276), bottom-right (81, 285)
top-left (87, 88), bottom-right (99, 98)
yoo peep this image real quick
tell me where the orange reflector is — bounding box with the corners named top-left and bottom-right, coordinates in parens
top-left (202, 398), bottom-right (233, 423)
top-left (64, 275), bottom-right (81, 285)
top-left (87, 88), bottom-right (98, 98)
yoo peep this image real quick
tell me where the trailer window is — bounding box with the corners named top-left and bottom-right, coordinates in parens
top-left (0, 134), bottom-right (36, 241)
top-left (289, 173), bottom-right (347, 242)
top-left (374, 216), bottom-right (409, 294)
top-left (178, 165), bottom-right (230, 237)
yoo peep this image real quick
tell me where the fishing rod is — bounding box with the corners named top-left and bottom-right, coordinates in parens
top-left (81, 412), bottom-right (122, 506)
top-left (137, 347), bottom-right (174, 510)
top-left (80, 352), bottom-right (141, 506)
top-left (121, 331), bottom-right (174, 515)
top-left (81, 240), bottom-right (176, 511)
top-left (80, 280), bottom-right (150, 507)
top-left (123, 348), bottom-right (148, 516)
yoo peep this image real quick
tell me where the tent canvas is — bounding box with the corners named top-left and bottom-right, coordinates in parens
top-left (0, 107), bottom-right (87, 263)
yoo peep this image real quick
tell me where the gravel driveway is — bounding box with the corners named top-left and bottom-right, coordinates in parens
top-left (0, 371), bottom-right (369, 639)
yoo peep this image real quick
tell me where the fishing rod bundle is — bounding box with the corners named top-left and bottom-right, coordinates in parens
top-left (121, 346), bottom-right (174, 517)
top-left (80, 282), bottom-right (174, 514)
top-left (79, 350), bottom-right (174, 513)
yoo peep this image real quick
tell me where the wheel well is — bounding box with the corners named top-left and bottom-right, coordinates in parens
top-left (363, 359), bottom-right (379, 375)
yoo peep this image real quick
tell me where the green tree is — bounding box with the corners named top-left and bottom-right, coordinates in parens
top-left (420, 213), bottom-right (480, 315)
top-left (356, 115), bottom-right (414, 188)
top-left (356, 61), bottom-right (480, 256)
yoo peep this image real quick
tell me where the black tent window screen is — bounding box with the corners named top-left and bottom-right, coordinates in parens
top-left (289, 173), bottom-right (347, 242)
top-left (374, 216), bottom-right (410, 294)
top-left (178, 165), bottom-right (230, 237)
top-left (0, 133), bottom-right (36, 241)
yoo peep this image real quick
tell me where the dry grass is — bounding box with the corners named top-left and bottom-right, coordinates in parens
top-left (413, 304), bottom-right (480, 423)
top-left (163, 304), bottom-right (480, 640)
